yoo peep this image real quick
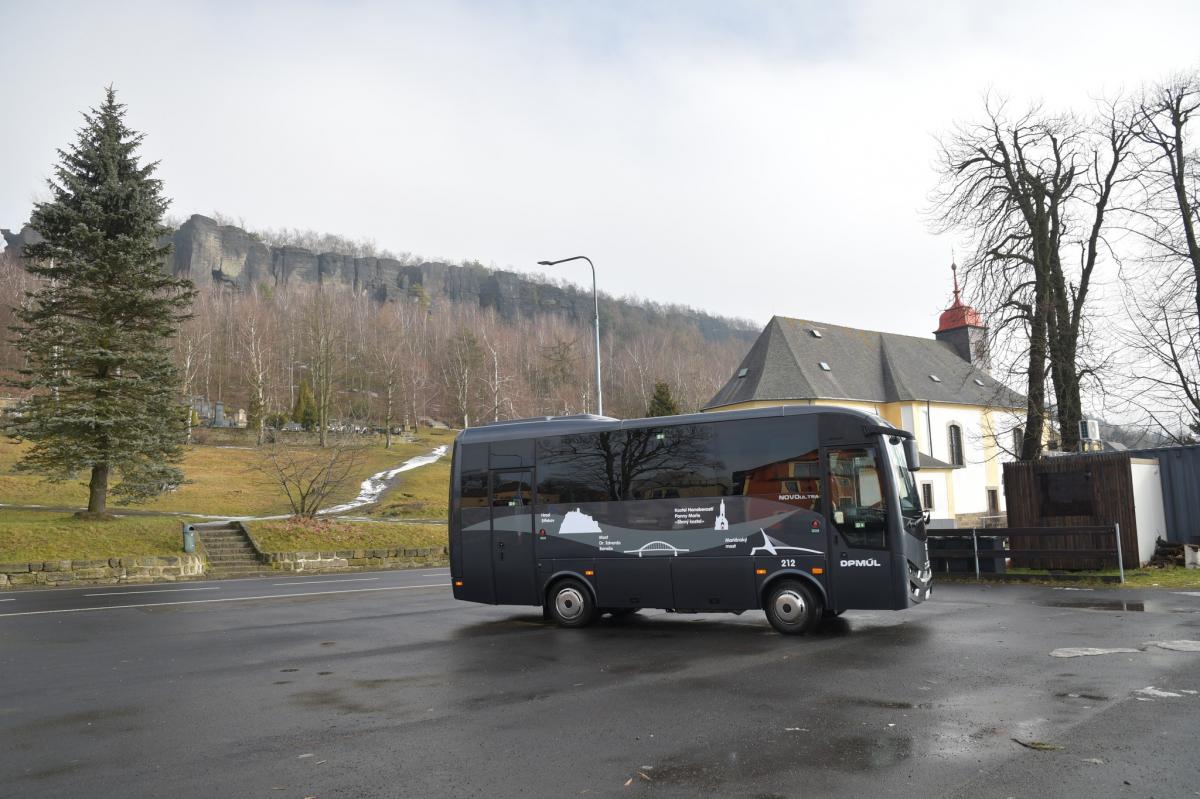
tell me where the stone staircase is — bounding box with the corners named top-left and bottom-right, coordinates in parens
top-left (195, 522), bottom-right (271, 578)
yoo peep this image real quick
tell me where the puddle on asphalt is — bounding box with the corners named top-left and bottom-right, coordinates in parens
top-left (1054, 691), bottom-right (1108, 701)
top-left (1039, 599), bottom-right (1154, 612)
top-left (648, 734), bottom-right (913, 788)
top-left (847, 698), bottom-right (932, 710)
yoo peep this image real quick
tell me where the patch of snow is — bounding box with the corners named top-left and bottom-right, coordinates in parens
top-left (1147, 640), bottom-right (1200, 652)
top-left (320, 446), bottom-right (448, 516)
top-left (1136, 686), bottom-right (1182, 698)
top-left (1173, 591), bottom-right (1200, 598)
top-left (1049, 647), bottom-right (1141, 658)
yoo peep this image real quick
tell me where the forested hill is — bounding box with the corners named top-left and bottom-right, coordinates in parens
top-left (4, 215), bottom-right (755, 344)
top-left (2, 214), bottom-right (758, 422)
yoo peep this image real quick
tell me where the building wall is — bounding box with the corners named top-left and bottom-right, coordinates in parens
top-left (1130, 460), bottom-right (1167, 563)
top-left (1122, 444), bottom-right (1200, 545)
top-left (916, 469), bottom-right (953, 522)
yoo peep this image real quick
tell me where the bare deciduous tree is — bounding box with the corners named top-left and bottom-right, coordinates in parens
top-left (255, 437), bottom-right (366, 517)
top-left (931, 96), bottom-right (1135, 456)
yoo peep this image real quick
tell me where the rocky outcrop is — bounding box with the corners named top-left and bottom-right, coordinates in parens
top-left (169, 215), bottom-right (272, 288)
top-left (1, 225), bottom-right (42, 257)
top-left (5, 214), bottom-right (755, 342)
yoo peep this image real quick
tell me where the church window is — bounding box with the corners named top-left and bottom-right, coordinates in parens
top-left (948, 424), bottom-right (964, 466)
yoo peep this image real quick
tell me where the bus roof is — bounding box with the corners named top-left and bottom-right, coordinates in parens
top-left (455, 405), bottom-right (888, 445)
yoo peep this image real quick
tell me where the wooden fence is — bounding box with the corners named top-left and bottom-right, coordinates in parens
top-left (926, 526), bottom-right (1124, 582)
top-left (1003, 455), bottom-right (1142, 568)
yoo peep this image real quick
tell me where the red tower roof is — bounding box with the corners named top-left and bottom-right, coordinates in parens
top-left (936, 261), bottom-right (983, 332)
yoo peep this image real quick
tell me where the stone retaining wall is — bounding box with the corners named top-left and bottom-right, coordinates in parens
top-left (265, 546), bottom-right (449, 573)
top-left (0, 554), bottom-right (205, 588)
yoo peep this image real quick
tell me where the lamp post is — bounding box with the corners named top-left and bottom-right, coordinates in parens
top-left (537, 256), bottom-right (603, 416)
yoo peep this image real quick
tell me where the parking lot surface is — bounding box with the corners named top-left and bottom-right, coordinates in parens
top-left (2, 572), bottom-right (1199, 798)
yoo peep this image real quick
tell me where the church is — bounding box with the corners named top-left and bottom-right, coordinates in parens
top-left (704, 266), bottom-right (1025, 527)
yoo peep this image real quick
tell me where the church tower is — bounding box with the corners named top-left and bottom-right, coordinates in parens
top-left (934, 261), bottom-right (990, 373)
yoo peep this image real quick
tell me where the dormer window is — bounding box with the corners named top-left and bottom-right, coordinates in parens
top-left (973, 378), bottom-right (985, 386)
top-left (929, 374), bottom-right (942, 383)
top-left (809, 329), bottom-right (822, 338)
top-left (736, 368), bottom-right (748, 378)
top-left (819, 362), bottom-right (831, 371)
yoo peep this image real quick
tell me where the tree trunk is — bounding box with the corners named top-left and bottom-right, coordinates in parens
top-left (87, 463), bottom-right (109, 515)
top-left (1021, 285), bottom-right (1050, 461)
top-left (384, 382), bottom-right (393, 449)
top-left (1169, 136), bottom-right (1200, 329)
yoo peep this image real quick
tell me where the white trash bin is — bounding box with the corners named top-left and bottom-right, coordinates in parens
top-left (1186, 544), bottom-right (1200, 570)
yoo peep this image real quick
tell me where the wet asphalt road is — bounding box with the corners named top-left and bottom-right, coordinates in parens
top-left (2, 572), bottom-right (1199, 799)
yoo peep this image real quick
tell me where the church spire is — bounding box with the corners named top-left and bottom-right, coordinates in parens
top-left (935, 256), bottom-right (988, 370)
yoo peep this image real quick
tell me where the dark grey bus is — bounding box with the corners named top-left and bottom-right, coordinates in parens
top-left (449, 405), bottom-right (932, 635)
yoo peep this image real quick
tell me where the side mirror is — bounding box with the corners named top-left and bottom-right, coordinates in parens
top-left (904, 437), bottom-right (920, 471)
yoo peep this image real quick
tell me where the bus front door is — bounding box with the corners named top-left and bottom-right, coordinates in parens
top-left (490, 469), bottom-right (538, 606)
top-left (825, 445), bottom-right (895, 610)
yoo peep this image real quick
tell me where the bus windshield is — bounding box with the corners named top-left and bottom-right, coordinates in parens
top-left (883, 435), bottom-right (923, 531)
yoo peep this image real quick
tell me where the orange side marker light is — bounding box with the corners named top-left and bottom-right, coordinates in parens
top-left (755, 568), bottom-right (767, 575)
top-left (454, 580), bottom-right (464, 587)
top-left (811, 567), bottom-right (824, 575)
top-left (584, 569), bottom-right (595, 577)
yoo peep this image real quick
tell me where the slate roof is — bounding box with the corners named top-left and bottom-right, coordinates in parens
top-left (705, 316), bottom-right (1025, 411)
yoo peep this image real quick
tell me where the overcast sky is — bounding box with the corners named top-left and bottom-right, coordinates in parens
top-left (3, 0), bottom-right (1199, 336)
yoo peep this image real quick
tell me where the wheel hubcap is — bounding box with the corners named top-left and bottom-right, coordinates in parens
top-left (774, 590), bottom-right (807, 624)
top-left (555, 587), bottom-right (585, 620)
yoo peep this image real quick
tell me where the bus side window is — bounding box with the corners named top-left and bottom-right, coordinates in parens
top-left (737, 449), bottom-right (822, 510)
top-left (459, 445), bottom-right (491, 528)
top-left (826, 447), bottom-right (887, 549)
top-left (492, 473), bottom-right (530, 507)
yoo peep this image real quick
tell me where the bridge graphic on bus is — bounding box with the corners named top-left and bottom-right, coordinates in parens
top-left (624, 540), bottom-right (691, 557)
top-left (749, 530), bottom-right (823, 557)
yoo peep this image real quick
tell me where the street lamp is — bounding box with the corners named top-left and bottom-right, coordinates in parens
top-left (537, 256), bottom-right (603, 416)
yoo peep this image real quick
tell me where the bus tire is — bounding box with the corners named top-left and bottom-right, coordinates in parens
top-left (764, 580), bottom-right (820, 636)
top-left (548, 578), bottom-right (596, 628)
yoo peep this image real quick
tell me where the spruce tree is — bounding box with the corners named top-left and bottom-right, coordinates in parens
top-left (292, 378), bottom-right (318, 431)
top-left (646, 381), bottom-right (681, 417)
top-left (8, 88), bottom-right (194, 516)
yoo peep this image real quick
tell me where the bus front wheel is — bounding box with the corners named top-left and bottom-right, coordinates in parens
top-left (548, 578), bottom-right (597, 628)
top-left (764, 580), bottom-right (820, 636)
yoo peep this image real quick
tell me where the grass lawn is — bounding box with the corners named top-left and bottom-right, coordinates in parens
top-left (246, 517), bottom-right (447, 553)
top-left (371, 457), bottom-right (451, 520)
top-left (0, 427), bottom-right (457, 517)
top-left (0, 510), bottom-right (191, 562)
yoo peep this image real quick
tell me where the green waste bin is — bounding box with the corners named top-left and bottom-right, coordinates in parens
top-left (182, 524), bottom-right (196, 554)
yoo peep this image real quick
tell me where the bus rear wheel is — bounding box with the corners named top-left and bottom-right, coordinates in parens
top-left (548, 578), bottom-right (596, 628)
top-left (764, 580), bottom-right (820, 636)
